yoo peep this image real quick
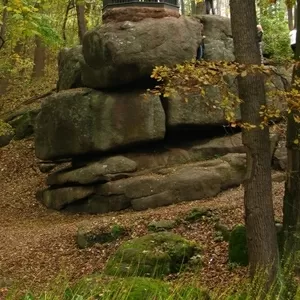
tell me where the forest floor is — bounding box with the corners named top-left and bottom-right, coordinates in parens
top-left (0, 138), bottom-right (285, 297)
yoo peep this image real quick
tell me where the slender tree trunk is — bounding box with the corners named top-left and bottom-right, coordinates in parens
top-left (76, 0), bottom-right (87, 44)
top-left (230, 0), bottom-right (279, 293)
top-left (0, 0), bottom-right (9, 96)
top-left (283, 0), bottom-right (300, 258)
top-left (180, 0), bottom-right (185, 15)
top-left (288, 7), bottom-right (294, 30)
top-left (295, 5), bottom-right (298, 28)
top-left (191, 0), bottom-right (196, 15)
top-left (62, 0), bottom-right (75, 43)
top-left (32, 35), bottom-right (46, 79)
top-left (0, 0), bottom-right (8, 39)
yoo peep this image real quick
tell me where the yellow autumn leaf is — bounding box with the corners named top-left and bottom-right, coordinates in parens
top-left (241, 70), bottom-right (247, 77)
top-left (294, 139), bottom-right (299, 145)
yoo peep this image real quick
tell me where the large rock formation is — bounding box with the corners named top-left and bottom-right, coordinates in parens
top-left (81, 17), bottom-right (202, 89)
top-left (34, 14), bottom-right (289, 214)
top-left (35, 88), bottom-right (165, 160)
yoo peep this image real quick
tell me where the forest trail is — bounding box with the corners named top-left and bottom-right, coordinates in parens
top-left (0, 138), bottom-right (285, 293)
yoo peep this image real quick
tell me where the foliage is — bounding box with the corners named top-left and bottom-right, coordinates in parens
top-left (150, 60), bottom-right (285, 130)
top-left (260, 10), bottom-right (292, 61)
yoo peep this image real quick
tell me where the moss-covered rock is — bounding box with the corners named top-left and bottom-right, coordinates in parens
top-left (9, 109), bottom-right (40, 140)
top-left (184, 208), bottom-right (213, 223)
top-left (215, 223), bottom-right (231, 242)
top-left (104, 232), bottom-right (200, 278)
top-left (0, 120), bottom-right (14, 147)
top-left (77, 224), bottom-right (127, 249)
top-left (228, 224), bottom-right (248, 266)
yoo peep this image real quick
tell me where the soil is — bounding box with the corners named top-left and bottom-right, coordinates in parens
top-left (0, 138), bottom-right (285, 296)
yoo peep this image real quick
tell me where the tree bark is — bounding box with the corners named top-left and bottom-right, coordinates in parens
top-left (62, 0), bottom-right (75, 43)
top-left (230, 0), bottom-right (279, 293)
top-left (32, 35), bottom-right (46, 79)
top-left (288, 7), bottom-right (294, 30)
top-left (283, 0), bottom-right (300, 257)
top-left (76, 0), bottom-right (87, 44)
top-left (180, 0), bottom-right (185, 15)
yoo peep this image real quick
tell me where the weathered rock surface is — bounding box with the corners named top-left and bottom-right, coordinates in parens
top-left (104, 232), bottom-right (200, 278)
top-left (273, 141), bottom-right (287, 171)
top-left (9, 109), bottom-right (40, 140)
top-left (35, 88), bottom-right (165, 160)
top-left (57, 46), bottom-right (84, 91)
top-left (36, 186), bottom-right (95, 210)
top-left (199, 15), bottom-right (234, 62)
top-left (65, 194), bottom-right (131, 214)
top-left (81, 17), bottom-right (202, 89)
top-left (97, 153), bottom-right (246, 211)
top-left (38, 153), bottom-right (246, 213)
top-left (47, 156), bottom-right (137, 185)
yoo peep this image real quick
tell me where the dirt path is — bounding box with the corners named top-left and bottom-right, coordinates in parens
top-left (0, 138), bottom-right (285, 295)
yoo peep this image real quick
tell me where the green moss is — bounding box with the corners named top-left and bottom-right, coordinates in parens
top-left (0, 119), bottom-right (14, 135)
top-left (215, 223), bottom-right (231, 242)
top-left (228, 224), bottom-right (248, 266)
top-left (104, 232), bottom-right (200, 278)
top-left (184, 208), bottom-right (212, 223)
top-left (9, 110), bottom-right (39, 140)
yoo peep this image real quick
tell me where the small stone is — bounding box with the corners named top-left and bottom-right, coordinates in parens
top-left (148, 220), bottom-right (176, 232)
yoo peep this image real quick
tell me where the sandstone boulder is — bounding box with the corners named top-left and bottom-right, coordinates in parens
top-left (199, 15), bottom-right (234, 62)
top-left (273, 141), bottom-right (287, 171)
top-left (47, 156), bottom-right (137, 185)
top-left (81, 17), bottom-right (202, 89)
top-left (57, 46), bottom-right (84, 91)
top-left (36, 186), bottom-right (95, 210)
top-left (97, 153), bottom-right (246, 211)
top-left (35, 88), bottom-right (165, 160)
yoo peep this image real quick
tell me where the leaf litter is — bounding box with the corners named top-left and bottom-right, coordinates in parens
top-left (0, 138), bottom-right (285, 296)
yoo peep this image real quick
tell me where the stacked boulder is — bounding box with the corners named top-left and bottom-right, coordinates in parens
top-left (35, 15), bottom-right (288, 214)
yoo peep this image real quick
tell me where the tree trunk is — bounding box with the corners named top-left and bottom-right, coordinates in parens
top-left (32, 35), bottom-right (46, 79)
top-left (0, 0), bottom-right (8, 39)
top-left (0, 0), bottom-right (9, 96)
top-left (230, 0), bottom-right (279, 293)
top-left (191, 0), bottom-right (196, 15)
top-left (76, 0), bottom-right (87, 44)
top-left (288, 7), bottom-right (294, 30)
top-left (180, 0), bottom-right (185, 15)
top-left (283, 0), bottom-right (300, 258)
top-left (295, 5), bottom-right (298, 29)
top-left (62, 0), bottom-right (74, 43)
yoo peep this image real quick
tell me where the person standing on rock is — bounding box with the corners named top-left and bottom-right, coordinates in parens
top-left (256, 24), bottom-right (264, 64)
top-left (196, 23), bottom-right (206, 60)
top-left (205, 0), bottom-right (215, 14)
top-left (289, 27), bottom-right (297, 55)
